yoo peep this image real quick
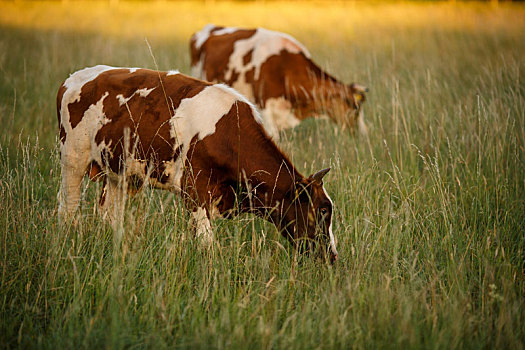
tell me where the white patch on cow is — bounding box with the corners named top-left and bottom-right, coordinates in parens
top-left (261, 97), bottom-right (299, 139)
top-left (61, 91), bottom-right (111, 163)
top-left (213, 26), bottom-right (241, 37)
top-left (116, 87), bottom-right (155, 106)
top-left (116, 93), bottom-right (130, 107)
top-left (322, 186), bottom-right (338, 257)
top-left (137, 87), bottom-right (154, 98)
top-left (63, 65), bottom-right (114, 105)
top-left (192, 23), bottom-right (216, 51)
top-left (167, 70), bottom-right (180, 76)
top-left (129, 68), bottom-right (139, 73)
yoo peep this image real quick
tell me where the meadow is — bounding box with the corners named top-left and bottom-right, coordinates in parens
top-left (1, 1), bottom-right (524, 348)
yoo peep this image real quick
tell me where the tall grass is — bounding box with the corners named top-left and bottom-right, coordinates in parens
top-left (1, 1), bottom-right (524, 348)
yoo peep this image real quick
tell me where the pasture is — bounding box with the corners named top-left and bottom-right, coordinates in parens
top-left (1, 1), bottom-right (524, 348)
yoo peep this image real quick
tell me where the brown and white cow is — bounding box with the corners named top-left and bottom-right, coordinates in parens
top-left (57, 65), bottom-right (338, 262)
top-left (190, 24), bottom-right (368, 139)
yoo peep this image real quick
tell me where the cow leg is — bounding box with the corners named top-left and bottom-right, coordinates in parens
top-left (190, 206), bottom-right (213, 246)
top-left (357, 109), bottom-right (368, 136)
top-left (99, 178), bottom-right (126, 222)
top-left (57, 160), bottom-right (88, 221)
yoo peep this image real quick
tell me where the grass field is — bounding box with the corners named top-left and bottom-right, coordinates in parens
top-left (1, 1), bottom-right (524, 348)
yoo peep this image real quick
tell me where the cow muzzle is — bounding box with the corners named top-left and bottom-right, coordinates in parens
top-left (320, 241), bottom-right (338, 264)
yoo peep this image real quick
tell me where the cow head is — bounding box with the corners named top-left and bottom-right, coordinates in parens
top-left (348, 83), bottom-right (368, 110)
top-left (318, 83), bottom-right (368, 131)
top-left (278, 168), bottom-right (338, 263)
top-left (340, 83), bottom-right (368, 130)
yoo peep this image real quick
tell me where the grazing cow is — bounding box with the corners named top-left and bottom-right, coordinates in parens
top-left (190, 24), bottom-right (368, 139)
top-left (57, 65), bottom-right (338, 262)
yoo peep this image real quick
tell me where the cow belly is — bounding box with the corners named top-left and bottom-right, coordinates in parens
top-left (102, 156), bottom-right (185, 193)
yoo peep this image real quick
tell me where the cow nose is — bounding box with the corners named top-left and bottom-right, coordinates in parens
top-left (329, 252), bottom-right (338, 264)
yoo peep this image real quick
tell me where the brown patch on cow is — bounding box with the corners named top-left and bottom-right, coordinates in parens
top-left (245, 68), bottom-right (255, 84)
top-left (251, 52), bottom-right (298, 107)
top-left (256, 52), bottom-right (322, 102)
top-left (242, 49), bottom-right (253, 66)
top-left (56, 84), bottom-right (67, 143)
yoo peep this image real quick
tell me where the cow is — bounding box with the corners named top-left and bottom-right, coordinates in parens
top-left (190, 24), bottom-right (368, 139)
top-left (57, 65), bottom-right (338, 262)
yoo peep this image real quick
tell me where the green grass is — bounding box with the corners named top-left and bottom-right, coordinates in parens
top-left (1, 1), bottom-right (524, 348)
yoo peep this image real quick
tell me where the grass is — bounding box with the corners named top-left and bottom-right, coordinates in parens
top-left (1, 1), bottom-right (524, 348)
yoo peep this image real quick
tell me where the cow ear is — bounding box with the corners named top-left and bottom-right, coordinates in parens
top-left (309, 167), bottom-right (330, 184)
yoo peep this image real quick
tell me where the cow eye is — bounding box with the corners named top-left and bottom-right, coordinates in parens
top-left (320, 207), bottom-right (329, 216)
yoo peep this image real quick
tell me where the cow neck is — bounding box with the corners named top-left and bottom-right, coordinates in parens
top-left (316, 79), bottom-right (347, 100)
top-left (216, 100), bottom-right (303, 217)
top-left (238, 127), bottom-right (302, 214)
top-left (292, 76), bottom-right (347, 118)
